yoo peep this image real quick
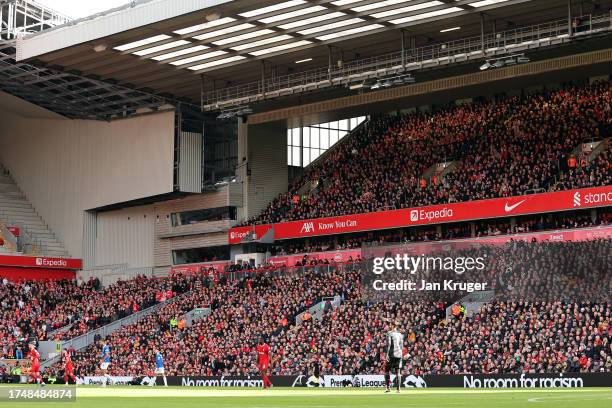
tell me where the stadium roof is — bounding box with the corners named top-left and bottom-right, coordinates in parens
top-left (17, 0), bottom-right (598, 105)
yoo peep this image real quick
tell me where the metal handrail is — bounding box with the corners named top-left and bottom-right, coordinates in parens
top-left (0, 218), bottom-right (18, 252)
top-left (203, 13), bottom-right (612, 110)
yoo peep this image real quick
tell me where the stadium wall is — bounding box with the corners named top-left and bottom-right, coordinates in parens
top-left (239, 120), bottom-right (288, 219)
top-left (0, 97), bottom-right (175, 259)
top-left (95, 205), bottom-right (155, 269)
top-left (153, 188), bottom-right (233, 272)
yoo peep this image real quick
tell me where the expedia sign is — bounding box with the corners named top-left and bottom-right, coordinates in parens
top-left (164, 375), bottom-right (307, 387)
top-left (35, 257), bottom-right (68, 267)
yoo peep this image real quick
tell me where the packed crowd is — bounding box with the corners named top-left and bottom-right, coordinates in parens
top-left (288, 300), bottom-right (610, 376)
top-left (554, 141), bottom-right (612, 191)
top-left (0, 274), bottom-right (193, 359)
top-left (53, 266), bottom-right (360, 377)
top-left (0, 279), bottom-right (91, 359)
top-left (47, 239), bottom-right (611, 378)
top-left (243, 81), bottom-right (611, 225)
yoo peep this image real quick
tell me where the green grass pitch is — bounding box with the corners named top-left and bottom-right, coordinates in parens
top-left (1, 385), bottom-right (611, 408)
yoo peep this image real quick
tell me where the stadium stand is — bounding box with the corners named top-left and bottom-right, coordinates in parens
top-left (243, 81), bottom-right (611, 225)
top-left (0, 273), bottom-right (195, 358)
top-left (48, 265), bottom-right (360, 377)
top-left (0, 164), bottom-right (68, 256)
top-left (1, 0), bottom-right (611, 402)
top-left (40, 238), bottom-right (610, 378)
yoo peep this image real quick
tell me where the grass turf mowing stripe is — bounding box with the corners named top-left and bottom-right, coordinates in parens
top-left (0, 386), bottom-right (610, 408)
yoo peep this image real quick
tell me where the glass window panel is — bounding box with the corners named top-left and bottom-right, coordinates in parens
top-left (329, 129), bottom-right (339, 146)
top-left (287, 131), bottom-right (292, 145)
top-left (303, 127), bottom-right (310, 147)
top-left (311, 149), bottom-right (321, 162)
top-left (303, 148), bottom-right (311, 166)
top-left (292, 146), bottom-right (301, 167)
top-left (311, 128), bottom-right (320, 148)
top-left (292, 129), bottom-right (300, 146)
top-left (321, 132), bottom-right (330, 149)
top-left (320, 128), bottom-right (329, 145)
top-left (339, 119), bottom-right (349, 131)
top-left (288, 146), bottom-right (292, 165)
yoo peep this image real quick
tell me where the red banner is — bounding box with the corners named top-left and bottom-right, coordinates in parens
top-left (229, 186), bottom-right (612, 243)
top-left (228, 225), bottom-right (273, 244)
top-left (7, 226), bottom-right (20, 237)
top-left (170, 261), bottom-right (231, 275)
top-left (0, 266), bottom-right (75, 281)
top-left (267, 249), bottom-right (362, 266)
top-left (0, 255), bottom-right (82, 270)
top-left (367, 226), bottom-right (612, 258)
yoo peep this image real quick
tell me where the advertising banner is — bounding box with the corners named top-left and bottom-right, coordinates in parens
top-left (170, 261), bottom-right (231, 275)
top-left (267, 249), bottom-right (362, 266)
top-left (161, 375), bottom-right (307, 387)
top-left (0, 255), bottom-right (82, 270)
top-left (54, 373), bottom-right (611, 388)
top-left (228, 225), bottom-right (274, 244)
top-left (320, 373), bottom-right (611, 388)
top-left (229, 186), bottom-right (612, 243)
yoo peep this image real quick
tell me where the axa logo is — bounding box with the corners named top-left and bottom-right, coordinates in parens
top-left (573, 192), bottom-right (581, 207)
top-left (410, 210), bottom-right (419, 222)
top-left (300, 222), bottom-right (315, 233)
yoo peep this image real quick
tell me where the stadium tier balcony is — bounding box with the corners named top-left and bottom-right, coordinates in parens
top-left (244, 81), bottom-right (611, 226)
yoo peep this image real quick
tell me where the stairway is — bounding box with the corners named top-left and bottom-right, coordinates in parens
top-left (0, 164), bottom-right (69, 257)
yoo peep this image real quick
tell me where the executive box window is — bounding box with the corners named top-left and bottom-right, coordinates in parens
top-left (171, 206), bottom-right (237, 227)
top-left (172, 245), bottom-right (230, 265)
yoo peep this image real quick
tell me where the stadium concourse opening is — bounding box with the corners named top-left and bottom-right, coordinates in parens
top-left (0, 0), bottom-right (611, 407)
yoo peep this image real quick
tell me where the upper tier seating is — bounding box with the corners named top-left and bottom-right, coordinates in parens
top-left (244, 81), bottom-right (611, 225)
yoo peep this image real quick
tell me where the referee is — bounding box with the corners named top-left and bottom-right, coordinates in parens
top-left (384, 320), bottom-right (404, 393)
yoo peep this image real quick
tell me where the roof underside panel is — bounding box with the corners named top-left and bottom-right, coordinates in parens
top-left (14, 0), bottom-right (612, 104)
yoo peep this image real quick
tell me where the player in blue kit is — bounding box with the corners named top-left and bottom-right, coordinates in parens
top-left (100, 340), bottom-right (114, 387)
top-left (152, 348), bottom-right (168, 387)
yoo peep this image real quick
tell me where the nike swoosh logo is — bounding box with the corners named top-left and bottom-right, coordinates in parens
top-left (504, 200), bottom-right (526, 212)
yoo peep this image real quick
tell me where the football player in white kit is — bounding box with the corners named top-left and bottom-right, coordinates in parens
top-left (384, 321), bottom-right (404, 393)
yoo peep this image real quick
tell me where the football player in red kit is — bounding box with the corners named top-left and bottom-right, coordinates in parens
top-left (28, 343), bottom-right (45, 386)
top-left (256, 337), bottom-right (272, 389)
top-left (63, 350), bottom-right (77, 384)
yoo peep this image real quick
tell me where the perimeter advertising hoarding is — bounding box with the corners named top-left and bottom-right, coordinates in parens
top-left (229, 186), bottom-right (612, 243)
top-left (31, 374), bottom-right (607, 388)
